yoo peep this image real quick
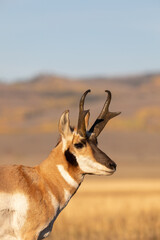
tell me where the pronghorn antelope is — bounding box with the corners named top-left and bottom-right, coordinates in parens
top-left (0, 90), bottom-right (120, 240)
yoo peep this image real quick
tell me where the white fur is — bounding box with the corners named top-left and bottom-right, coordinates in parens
top-left (62, 137), bottom-right (67, 152)
top-left (43, 232), bottom-right (50, 238)
top-left (61, 189), bottom-right (72, 209)
top-left (64, 189), bottom-right (71, 203)
top-left (48, 191), bottom-right (59, 211)
top-left (57, 165), bottom-right (78, 188)
top-left (77, 156), bottom-right (114, 175)
top-left (0, 193), bottom-right (28, 239)
top-left (61, 135), bottom-right (73, 152)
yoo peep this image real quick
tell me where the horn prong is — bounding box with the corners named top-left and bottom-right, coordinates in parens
top-left (77, 90), bottom-right (91, 137)
top-left (89, 90), bottom-right (121, 138)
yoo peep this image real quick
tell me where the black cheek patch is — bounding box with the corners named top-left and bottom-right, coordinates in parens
top-left (65, 149), bottom-right (78, 167)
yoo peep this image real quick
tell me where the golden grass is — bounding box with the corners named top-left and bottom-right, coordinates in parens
top-left (48, 178), bottom-right (160, 240)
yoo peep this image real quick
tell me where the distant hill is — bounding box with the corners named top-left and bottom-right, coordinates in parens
top-left (0, 73), bottom-right (160, 134)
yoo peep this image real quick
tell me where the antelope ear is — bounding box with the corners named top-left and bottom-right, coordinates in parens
top-left (59, 110), bottom-right (72, 138)
top-left (84, 111), bottom-right (90, 129)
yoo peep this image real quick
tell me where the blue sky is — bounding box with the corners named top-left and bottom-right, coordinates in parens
top-left (0, 0), bottom-right (160, 82)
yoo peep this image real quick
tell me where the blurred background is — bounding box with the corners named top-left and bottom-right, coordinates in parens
top-left (0, 1), bottom-right (160, 239)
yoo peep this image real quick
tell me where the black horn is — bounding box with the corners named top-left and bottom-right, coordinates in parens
top-left (77, 89), bottom-right (91, 137)
top-left (89, 90), bottom-right (121, 138)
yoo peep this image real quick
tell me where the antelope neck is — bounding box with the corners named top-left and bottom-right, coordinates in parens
top-left (38, 142), bottom-right (84, 202)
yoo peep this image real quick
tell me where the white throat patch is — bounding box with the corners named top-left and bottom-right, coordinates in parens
top-left (57, 165), bottom-right (78, 188)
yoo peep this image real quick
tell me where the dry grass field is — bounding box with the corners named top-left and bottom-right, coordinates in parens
top-left (48, 178), bottom-right (160, 240)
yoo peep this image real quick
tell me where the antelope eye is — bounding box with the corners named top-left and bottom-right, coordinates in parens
top-left (74, 143), bottom-right (84, 149)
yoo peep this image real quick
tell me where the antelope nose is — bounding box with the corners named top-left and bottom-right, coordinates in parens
top-left (108, 160), bottom-right (117, 170)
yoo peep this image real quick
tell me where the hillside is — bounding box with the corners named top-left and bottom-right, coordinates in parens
top-left (0, 73), bottom-right (160, 134)
top-left (0, 73), bottom-right (160, 178)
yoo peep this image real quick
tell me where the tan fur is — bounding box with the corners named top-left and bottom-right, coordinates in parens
top-left (0, 141), bottom-right (83, 240)
top-left (70, 134), bottom-right (93, 157)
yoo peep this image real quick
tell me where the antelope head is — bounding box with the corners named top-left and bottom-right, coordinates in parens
top-left (59, 90), bottom-right (121, 176)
